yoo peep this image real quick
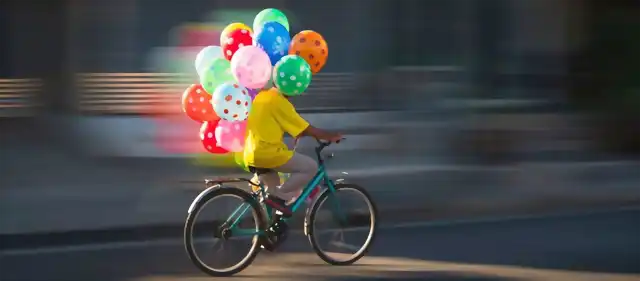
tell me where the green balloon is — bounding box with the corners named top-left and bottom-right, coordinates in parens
top-left (200, 58), bottom-right (235, 95)
top-left (253, 8), bottom-right (289, 34)
top-left (273, 55), bottom-right (312, 96)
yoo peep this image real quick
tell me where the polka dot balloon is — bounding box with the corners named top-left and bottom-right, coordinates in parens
top-left (200, 58), bottom-right (235, 95)
top-left (199, 120), bottom-right (228, 154)
top-left (272, 55), bottom-right (312, 96)
top-left (194, 46), bottom-right (223, 78)
top-left (253, 8), bottom-right (289, 35)
top-left (215, 119), bottom-right (247, 152)
top-left (221, 28), bottom-right (253, 61)
top-left (220, 23), bottom-right (252, 48)
top-left (254, 21), bottom-right (291, 65)
top-left (211, 82), bottom-right (252, 121)
top-left (230, 45), bottom-right (272, 89)
top-left (289, 30), bottom-right (329, 74)
top-left (180, 84), bottom-right (219, 122)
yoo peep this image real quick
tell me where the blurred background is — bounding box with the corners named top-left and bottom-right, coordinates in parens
top-left (0, 0), bottom-right (640, 232)
top-left (0, 0), bottom-right (639, 279)
top-left (0, 0), bottom-right (640, 280)
top-left (1, 0), bottom-right (638, 156)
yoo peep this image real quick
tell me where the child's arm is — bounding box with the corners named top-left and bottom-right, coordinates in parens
top-left (300, 126), bottom-right (342, 142)
top-left (274, 97), bottom-right (343, 142)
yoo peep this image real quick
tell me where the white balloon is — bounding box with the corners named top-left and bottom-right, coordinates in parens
top-left (195, 46), bottom-right (223, 77)
top-left (211, 82), bottom-right (252, 122)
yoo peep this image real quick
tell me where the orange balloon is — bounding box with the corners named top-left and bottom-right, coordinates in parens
top-left (181, 84), bottom-right (220, 123)
top-left (289, 30), bottom-right (328, 74)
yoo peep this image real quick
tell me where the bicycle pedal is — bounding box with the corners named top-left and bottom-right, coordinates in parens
top-left (262, 221), bottom-right (288, 251)
top-left (265, 232), bottom-right (288, 251)
top-left (260, 241), bottom-right (276, 252)
top-left (260, 232), bottom-right (283, 252)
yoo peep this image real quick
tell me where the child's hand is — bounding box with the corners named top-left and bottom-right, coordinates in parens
top-left (328, 133), bottom-right (343, 143)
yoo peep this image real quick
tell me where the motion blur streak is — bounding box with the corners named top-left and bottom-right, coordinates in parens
top-left (0, 79), bottom-right (41, 117)
top-left (0, 0), bottom-right (638, 280)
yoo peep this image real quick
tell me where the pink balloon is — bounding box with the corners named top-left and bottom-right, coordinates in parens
top-left (231, 46), bottom-right (272, 89)
top-left (215, 119), bottom-right (247, 152)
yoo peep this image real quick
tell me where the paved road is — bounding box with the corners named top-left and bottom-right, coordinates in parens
top-left (1, 209), bottom-right (638, 281)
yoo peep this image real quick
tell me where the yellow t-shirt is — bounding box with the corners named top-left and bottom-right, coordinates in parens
top-left (243, 89), bottom-right (310, 168)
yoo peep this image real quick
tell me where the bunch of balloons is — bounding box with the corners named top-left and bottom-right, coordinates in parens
top-left (181, 8), bottom-right (329, 168)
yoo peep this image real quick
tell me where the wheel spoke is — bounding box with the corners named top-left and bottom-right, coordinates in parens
top-left (329, 240), bottom-right (361, 252)
top-left (307, 184), bottom-right (378, 265)
top-left (213, 238), bottom-right (224, 253)
top-left (184, 188), bottom-right (266, 277)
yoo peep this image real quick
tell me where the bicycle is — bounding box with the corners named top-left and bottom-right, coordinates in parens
top-left (184, 138), bottom-right (378, 277)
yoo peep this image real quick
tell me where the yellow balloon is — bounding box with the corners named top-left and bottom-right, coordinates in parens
top-left (233, 151), bottom-right (250, 172)
top-left (220, 23), bottom-right (252, 44)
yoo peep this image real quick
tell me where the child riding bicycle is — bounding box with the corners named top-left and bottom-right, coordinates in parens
top-left (243, 87), bottom-right (342, 222)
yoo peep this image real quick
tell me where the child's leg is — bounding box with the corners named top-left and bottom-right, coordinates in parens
top-left (272, 153), bottom-right (318, 203)
top-left (258, 172), bottom-right (281, 194)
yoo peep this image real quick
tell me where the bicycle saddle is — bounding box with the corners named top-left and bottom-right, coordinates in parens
top-left (248, 166), bottom-right (274, 175)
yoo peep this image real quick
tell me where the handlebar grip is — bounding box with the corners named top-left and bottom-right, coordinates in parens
top-left (316, 137), bottom-right (346, 145)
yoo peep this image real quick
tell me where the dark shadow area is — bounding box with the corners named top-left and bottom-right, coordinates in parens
top-left (2, 210), bottom-right (638, 281)
top-left (360, 209), bottom-right (640, 275)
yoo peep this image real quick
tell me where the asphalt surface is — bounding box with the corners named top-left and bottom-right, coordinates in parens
top-left (1, 208), bottom-right (638, 281)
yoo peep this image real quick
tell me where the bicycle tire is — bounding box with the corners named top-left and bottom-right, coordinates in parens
top-left (305, 183), bottom-right (378, 265)
top-left (184, 186), bottom-right (266, 277)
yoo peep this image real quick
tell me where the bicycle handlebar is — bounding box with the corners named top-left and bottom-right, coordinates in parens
top-left (315, 137), bottom-right (346, 153)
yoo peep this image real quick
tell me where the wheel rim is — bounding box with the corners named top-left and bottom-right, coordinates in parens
top-left (189, 193), bottom-right (260, 273)
top-left (312, 187), bottom-right (375, 263)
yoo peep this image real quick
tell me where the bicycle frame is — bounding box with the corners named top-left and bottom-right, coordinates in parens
top-left (222, 161), bottom-right (337, 237)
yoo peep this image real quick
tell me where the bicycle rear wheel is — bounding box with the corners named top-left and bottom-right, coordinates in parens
top-left (184, 187), bottom-right (266, 277)
top-left (305, 183), bottom-right (378, 265)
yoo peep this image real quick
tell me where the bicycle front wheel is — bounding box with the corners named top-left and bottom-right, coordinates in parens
top-left (305, 183), bottom-right (378, 265)
top-left (184, 186), bottom-right (266, 277)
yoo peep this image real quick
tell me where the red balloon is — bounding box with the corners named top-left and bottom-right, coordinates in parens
top-left (221, 28), bottom-right (253, 61)
top-left (200, 120), bottom-right (228, 154)
top-left (181, 84), bottom-right (220, 123)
